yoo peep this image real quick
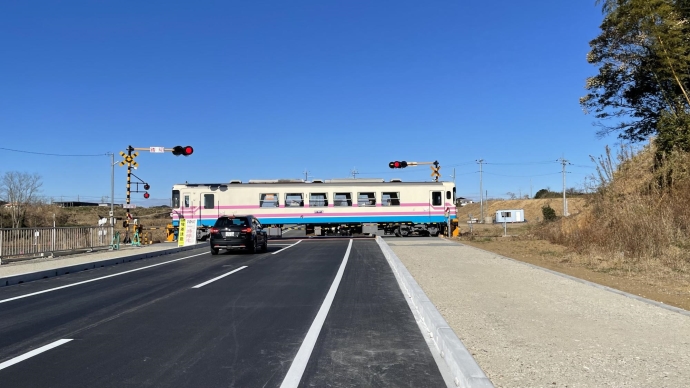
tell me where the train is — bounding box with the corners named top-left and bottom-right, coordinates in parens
top-left (170, 178), bottom-right (457, 237)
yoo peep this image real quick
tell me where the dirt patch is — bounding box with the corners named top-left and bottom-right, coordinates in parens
top-left (455, 223), bottom-right (690, 312)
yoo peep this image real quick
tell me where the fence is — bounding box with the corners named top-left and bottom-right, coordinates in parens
top-left (0, 226), bottom-right (114, 263)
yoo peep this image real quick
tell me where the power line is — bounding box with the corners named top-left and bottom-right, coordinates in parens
top-left (484, 160), bottom-right (557, 166)
top-left (0, 147), bottom-right (107, 157)
top-left (483, 172), bottom-right (561, 178)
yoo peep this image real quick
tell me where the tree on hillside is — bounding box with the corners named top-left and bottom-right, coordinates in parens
top-left (581, 0), bottom-right (690, 152)
top-left (0, 172), bottom-right (43, 228)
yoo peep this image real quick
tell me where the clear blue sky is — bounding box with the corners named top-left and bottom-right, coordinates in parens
top-left (0, 0), bottom-right (615, 206)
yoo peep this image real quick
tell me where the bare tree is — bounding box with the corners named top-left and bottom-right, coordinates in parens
top-left (0, 172), bottom-right (43, 228)
top-left (506, 191), bottom-right (517, 200)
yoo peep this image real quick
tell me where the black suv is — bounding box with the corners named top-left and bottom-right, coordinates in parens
top-left (209, 215), bottom-right (268, 255)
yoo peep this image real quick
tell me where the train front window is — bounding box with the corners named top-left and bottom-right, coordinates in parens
top-left (204, 194), bottom-right (214, 209)
top-left (432, 191), bottom-right (442, 206)
top-left (172, 190), bottom-right (180, 208)
top-left (382, 192), bottom-right (400, 206)
top-left (184, 195), bottom-right (190, 208)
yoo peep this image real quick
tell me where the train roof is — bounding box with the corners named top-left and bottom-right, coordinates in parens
top-left (172, 179), bottom-right (452, 187)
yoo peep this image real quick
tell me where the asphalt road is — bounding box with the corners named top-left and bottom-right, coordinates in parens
top-left (0, 239), bottom-right (446, 387)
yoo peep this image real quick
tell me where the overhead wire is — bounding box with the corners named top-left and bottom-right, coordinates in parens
top-left (0, 147), bottom-right (107, 157)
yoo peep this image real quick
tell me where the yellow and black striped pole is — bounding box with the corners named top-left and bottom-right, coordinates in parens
top-left (119, 145), bottom-right (138, 244)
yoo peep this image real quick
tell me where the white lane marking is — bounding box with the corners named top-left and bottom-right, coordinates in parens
top-left (268, 244), bottom-right (294, 246)
top-left (192, 266), bottom-right (248, 289)
top-left (271, 240), bottom-right (302, 255)
top-left (0, 339), bottom-right (73, 371)
top-left (0, 252), bottom-right (209, 305)
top-left (279, 239), bottom-right (353, 388)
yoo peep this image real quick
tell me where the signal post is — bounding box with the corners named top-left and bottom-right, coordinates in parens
top-left (389, 160), bottom-right (442, 182)
top-left (118, 145), bottom-right (194, 244)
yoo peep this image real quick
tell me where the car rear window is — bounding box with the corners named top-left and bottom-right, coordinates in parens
top-left (214, 217), bottom-right (250, 227)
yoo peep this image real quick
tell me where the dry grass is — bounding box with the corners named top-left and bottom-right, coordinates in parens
top-left (457, 198), bottom-right (587, 223)
top-left (535, 143), bottom-right (690, 290)
top-left (2, 205), bottom-right (173, 243)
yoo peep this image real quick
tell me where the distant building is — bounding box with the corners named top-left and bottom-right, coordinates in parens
top-left (495, 209), bottom-right (525, 223)
top-left (456, 197), bottom-right (474, 207)
top-left (53, 201), bottom-right (100, 208)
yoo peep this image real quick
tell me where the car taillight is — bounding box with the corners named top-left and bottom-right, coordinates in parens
top-left (210, 227), bottom-right (219, 234)
top-left (241, 227), bottom-right (252, 233)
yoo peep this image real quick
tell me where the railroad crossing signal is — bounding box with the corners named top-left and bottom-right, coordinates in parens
top-left (430, 160), bottom-right (441, 182)
top-left (118, 150), bottom-right (138, 167)
top-left (389, 161), bottom-right (408, 169)
top-left (143, 192), bottom-right (150, 199)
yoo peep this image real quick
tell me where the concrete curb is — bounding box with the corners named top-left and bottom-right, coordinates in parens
top-left (450, 239), bottom-right (690, 318)
top-left (376, 237), bottom-right (494, 388)
top-left (1, 244), bottom-right (205, 288)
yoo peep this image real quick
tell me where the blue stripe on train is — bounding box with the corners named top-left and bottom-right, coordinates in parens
top-left (173, 215), bottom-right (456, 227)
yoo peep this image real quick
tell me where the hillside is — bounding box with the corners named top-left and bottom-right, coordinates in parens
top-left (457, 198), bottom-right (587, 223)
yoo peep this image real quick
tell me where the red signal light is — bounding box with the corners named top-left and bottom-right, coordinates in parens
top-left (389, 161), bottom-right (408, 169)
top-left (172, 145), bottom-right (194, 156)
top-left (143, 192), bottom-right (150, 199)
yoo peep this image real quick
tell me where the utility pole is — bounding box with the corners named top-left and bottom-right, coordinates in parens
top-left (109, 152), bottom-right (114, 229)
top-left (558, 157), bottom-right (570, 216)
top-left (476, 159), bottom-right (484, 222)
top-left (351, 168), bottom-right (359, 179)
top-left (303, 169), bottom-right (310, 182)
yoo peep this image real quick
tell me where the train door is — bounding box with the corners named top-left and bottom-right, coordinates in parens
top-left (429, 190), bottom-right (443, 223)
top-left (182, 192), bottom-right (192, 218)
top-left (200, 192), bottom-right (216, 223)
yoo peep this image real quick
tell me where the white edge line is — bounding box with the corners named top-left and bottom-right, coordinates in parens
top-left (271, 240), bottom-right (302, 255)
top-left (0, 339), bottom-right (73, 371)
top-left (279, 239), bottom-right (353, 388)
top-left (0, 252), bottom-right (208, 304)
top-left (192, 266), bottom-right (248, 289)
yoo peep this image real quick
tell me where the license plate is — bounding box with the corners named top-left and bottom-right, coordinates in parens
top-left (224, 232), bottom-right (236, 237)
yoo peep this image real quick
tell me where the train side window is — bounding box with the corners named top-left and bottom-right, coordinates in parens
top-left (260, 193), bottom-right (279, 207)
top-left (358, 192), bottom-right (376, 207)
top-left (334, 193), bottom-right (352, 206)
top-left (285, 193), bottom-right (304, 207)
top-left (453, 187), bottom-right (456, 203)
top-left (204, 194), bottom-right (215, 209)
top-left (446, 190), bottom-right (451, 200)
top-left (432, 191), bottom-right (442, 206)
top-left (382, 192), bottom-right (400, 206)
top-left (309, 193), bottom-right (328, 207)
top-left (184, 195), bottom-right (190, 208)
top-left (172, 190), bottom-right (180, 208)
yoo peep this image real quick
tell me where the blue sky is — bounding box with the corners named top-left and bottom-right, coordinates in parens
top-left (0, 0), bottom-right (615, 206)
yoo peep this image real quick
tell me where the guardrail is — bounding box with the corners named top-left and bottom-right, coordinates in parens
top-left (0, 226), bottom-right (114, 264)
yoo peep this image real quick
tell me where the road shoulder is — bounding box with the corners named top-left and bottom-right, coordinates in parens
top-left (386, 237), bottom-right (690, 388)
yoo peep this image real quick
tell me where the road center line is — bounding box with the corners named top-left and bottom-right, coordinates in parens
top-left (279, 239), bottom-right (353, 388)
top-left (271, 240), bottom-right (302, 255)
top-left (0, 251), bottom-right (208, 305)
top-left (192, 266), bottom-right (248, 289)
top-left (0, 339), bottom-right (73, 371)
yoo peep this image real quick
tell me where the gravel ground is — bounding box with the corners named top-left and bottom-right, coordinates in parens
top-left (385, 237), bottom-right (690, 388)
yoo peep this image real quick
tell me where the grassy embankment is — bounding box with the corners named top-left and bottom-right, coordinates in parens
top-left (453, 146), bottom-right (690, 310)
